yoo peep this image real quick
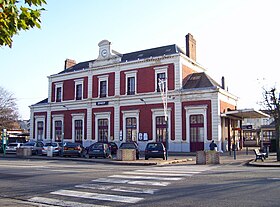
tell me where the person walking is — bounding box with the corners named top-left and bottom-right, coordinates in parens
top-left (209, 140), bottom-right (217, 151)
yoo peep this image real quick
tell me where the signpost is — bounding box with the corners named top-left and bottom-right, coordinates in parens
top-left (2, 129), bottom-right (7, 156)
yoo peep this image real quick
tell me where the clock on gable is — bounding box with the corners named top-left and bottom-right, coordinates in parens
top-left (98, 40), bottom-right (111, 59)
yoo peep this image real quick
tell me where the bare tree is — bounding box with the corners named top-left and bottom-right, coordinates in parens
top-left (262, 87), bottom-right (280, 161)
top-left (0, 86), bottom-right (19, 131)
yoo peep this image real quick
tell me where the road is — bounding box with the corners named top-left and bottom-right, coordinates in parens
top-left (0, 158), bottom-right (280, 206)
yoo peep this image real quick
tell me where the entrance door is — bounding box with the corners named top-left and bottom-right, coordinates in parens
top-left (190, 114), bottom-right (204, 152)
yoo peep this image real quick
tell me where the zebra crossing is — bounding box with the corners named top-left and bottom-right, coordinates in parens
top-left (28, 165), bottom-right (215, 206)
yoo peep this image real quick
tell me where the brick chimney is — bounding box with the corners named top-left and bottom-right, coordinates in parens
top-left (64, 59), bottom-right (76, 69)
top-left (185, 33), bottom-right (196, 61)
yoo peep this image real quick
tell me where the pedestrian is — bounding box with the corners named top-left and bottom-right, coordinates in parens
top-left (209, 140), bottom-right (217, 151)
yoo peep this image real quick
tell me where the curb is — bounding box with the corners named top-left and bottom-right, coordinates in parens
top-left (0, 155), bottom-right (190, 166)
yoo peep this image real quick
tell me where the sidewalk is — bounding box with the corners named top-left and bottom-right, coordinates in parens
top-left (1, 150), bottom-right (280, 167)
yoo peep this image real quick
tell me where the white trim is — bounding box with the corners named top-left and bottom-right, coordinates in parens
top-left (74, 79), bottom-right (84, 100)
top-left (151, 108), bottom-right (171, 142)
top-left (71, 113), bottom-right (85, 143)
top-left (94, 112), bottom-right (111, 142)
top-left (184, 105), bottom-right (208, 145)
top-left (54, 82), bottom-right (63, 102)
top-left (154, 66), bottom-right (168, 92)
top-left (125, 70), bottom-right (137, 95)
top-left (52, 114), bottom-right (64, 142)
top-left (122, 110), bottom-right (140, 142)
top-left (34, 115), bottom-right (45, 141)
top-left (98, 75), bottom-right (109, 98)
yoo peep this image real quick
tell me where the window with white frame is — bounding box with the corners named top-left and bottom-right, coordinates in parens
top-left (74, 120), bottom-right (83, 142)
top-left (72, 113), bottom-right (85, 143)
top-left (152, 108), bottom-right (171, 142)
top-left (55, 82), bottom-right (63, 102)
top-left (95, 112), bottom-right (110, 142)
top-left (54, 120), bottom-right (62, 142)
top-left (75, 79), bottom-right (83, 100)
top-left (98, 75), bottom-right (108, 98)
top-left (52, 114), bottom-right (64, 142)
top-left (154, 66), bottom-right (168, 92)
top-left (122, 110), bottom-right (139, 142)
top-left (125, 71), bottom-right (137, 95)
top-left (35, 116), bottom-right (45, 141)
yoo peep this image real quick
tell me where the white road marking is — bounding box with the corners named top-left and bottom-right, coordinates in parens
top-left (93, 178), bottom-right (170, 186)
top-left (136, 169), bottom-right (201, 174)
top-left (109, 174), bottom-right (182, 181)
top-left (51, 189), bottom-right (143, 203)
top-left (29, 196), bottom-right (108, 207)
top-left (76, 183), bottom-right (158, 194)
top-left (123, 171), bottom-right (193, 176)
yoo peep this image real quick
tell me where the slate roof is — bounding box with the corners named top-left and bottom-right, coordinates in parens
top-left (183, 72), bottom-right (221, 89)
top-left (34, 98), bottom-right (48, 105)
top-left (59, 44), bottom-right (184, 74)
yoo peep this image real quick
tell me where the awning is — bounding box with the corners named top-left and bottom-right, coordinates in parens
top-left (221, 108), bottom-right (270, 120)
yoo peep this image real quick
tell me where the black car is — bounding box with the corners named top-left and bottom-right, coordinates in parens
top-left (84, 142), bottom-right (111, 158)
top-left (145, 142), bottom-right (166, 160)
top-left (119, 142), bottom-right (140, 160)
top-left (62, 142), bottom-right (83, 157)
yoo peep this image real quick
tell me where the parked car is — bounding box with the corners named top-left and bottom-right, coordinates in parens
top-left (119, 142), bottom-right (140, 159)
top-left (62, 142), bottom-right (83, 157)
top-left (144, 142), bottom-right (166, 160)
top-left (42, 142), bottom-right (63, 156)
top-left (20, 141), bottom-right (44, 155)
top-left (84, 142), bottom-right (111, 158)
top-left (5, 143), bottom-right (23, 154)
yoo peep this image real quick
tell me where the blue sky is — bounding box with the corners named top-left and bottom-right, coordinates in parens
top-left (1, 0), bottom-right (279, 119)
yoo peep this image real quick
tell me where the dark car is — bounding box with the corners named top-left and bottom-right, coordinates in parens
top-left (62, 142), bottom-right (83, 157)
top-left (119, 142), bottom-right (140, 160)
top-left (145, 142), bottom-right (166, 160)
top-left (20, 141), bottom-right (44, 155)
top-left (84, 142), bottom-right (111, 158)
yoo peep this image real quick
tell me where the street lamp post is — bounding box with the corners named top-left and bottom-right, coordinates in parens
top-left (158, 78), bottom-right (169, 160)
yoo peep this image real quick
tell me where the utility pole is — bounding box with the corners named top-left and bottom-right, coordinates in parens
top-left (158, 78), bottom-right (168, 160)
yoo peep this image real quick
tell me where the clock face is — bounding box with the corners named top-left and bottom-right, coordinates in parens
top-left (101, 49), bottom-right (108, 57)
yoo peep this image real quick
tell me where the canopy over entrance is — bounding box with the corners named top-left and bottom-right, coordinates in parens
top-left (222, 108), bottom-right (269, 120)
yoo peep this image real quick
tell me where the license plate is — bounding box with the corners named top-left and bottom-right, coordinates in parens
top-left (152, 150), bottom-right (159, 152)
top-left (93, 150), bottom-right (99, 152)
top-left (68, 148), bottom-right (74, 150)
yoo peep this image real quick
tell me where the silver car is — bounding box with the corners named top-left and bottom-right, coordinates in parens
top-left (5, 143), bottom-right (23, 154)
top-left (42, 142), bottom-right (62, 156)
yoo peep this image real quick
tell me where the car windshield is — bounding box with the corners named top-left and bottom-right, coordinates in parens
top-left (92, 143), bottom-right (103, 149)
top-left (65, 143), bottom-right (78, 147)
top-left (44, 143), bottom-right (58, 147)
top-left (147, 143), bottom-right (163, 150)
top-left (8, 143), bottom-right (19, 147)
top-left (23, 142), bottom-right (35, 146)
top-left (120, 143), bottom-right (136, 149)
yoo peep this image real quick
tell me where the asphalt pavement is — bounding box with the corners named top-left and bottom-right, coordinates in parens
top-left (1, 149), bottom-right (280, 206)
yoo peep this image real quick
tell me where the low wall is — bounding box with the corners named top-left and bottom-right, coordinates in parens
top-left (196, 150), bottom-right (220, 164)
